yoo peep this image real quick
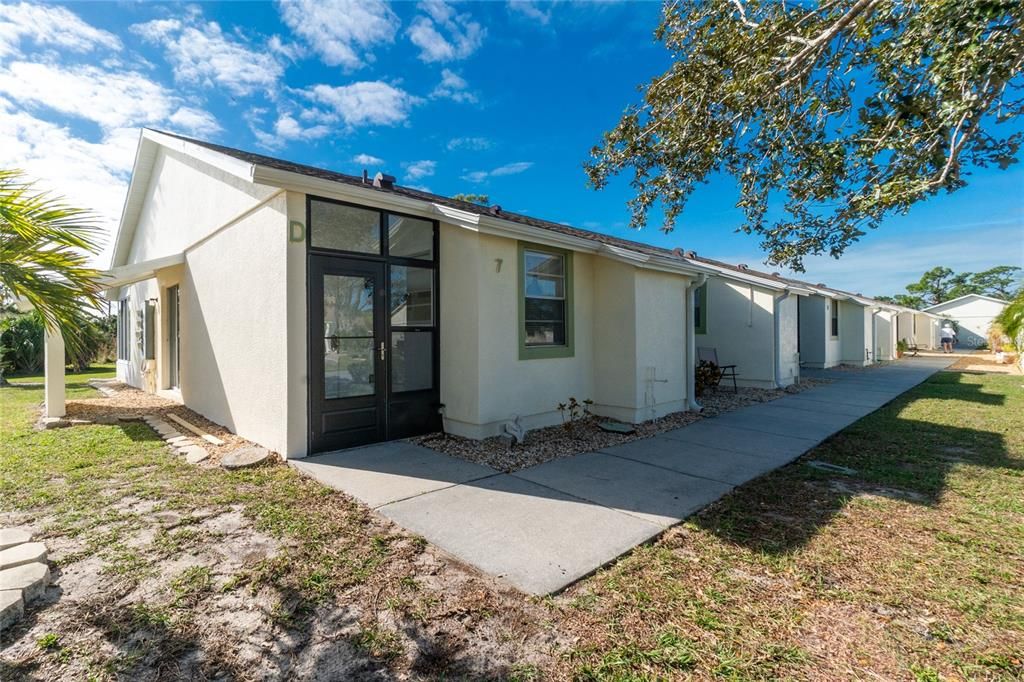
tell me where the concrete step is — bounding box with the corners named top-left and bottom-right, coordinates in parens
top-left (0, 562), bottom-right (50, 603)
top-left (0, 528), bottom-right (32, 551)
top-left (0, 542), bottom-right (47, 571)
top-left (0, 590), bottom-right (24, 631)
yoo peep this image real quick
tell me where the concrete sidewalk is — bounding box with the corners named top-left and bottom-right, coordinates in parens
top-left (293, 356), bottom-right (955, 595)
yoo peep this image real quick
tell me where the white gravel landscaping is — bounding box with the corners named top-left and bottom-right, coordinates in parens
top-left (410, 378), bottom-right (833, 472)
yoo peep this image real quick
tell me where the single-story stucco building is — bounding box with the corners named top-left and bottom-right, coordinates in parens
top-left (682, 258), bottom-right (812, 388)
top-left (103, 129), bottom-right (734, 458)
top-left (924, 294), bottom-right (1010, 349)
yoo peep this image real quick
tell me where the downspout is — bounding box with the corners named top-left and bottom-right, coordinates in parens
top-left (772, 291), bottom-right (791, 388)
top-left (685, 273), bottom-right (707, 411)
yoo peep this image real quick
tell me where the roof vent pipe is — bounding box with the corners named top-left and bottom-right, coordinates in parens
top-left (362, 169), bottom-right (369, 184)
top-left (685, 250), bottom-right (696, 258)
top-left (373, 172), bottom-right (396, 189)
top-left (738, 264), bottom-right (749, 270)
top-left (489, 205), bottom-right (502, 216)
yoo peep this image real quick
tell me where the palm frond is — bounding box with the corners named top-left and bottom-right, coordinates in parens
top-left (0, 168), bottom-right (106, 356)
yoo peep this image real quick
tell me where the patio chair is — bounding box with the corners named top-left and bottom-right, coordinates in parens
top-left (697, 347), bottom-right (738, 393)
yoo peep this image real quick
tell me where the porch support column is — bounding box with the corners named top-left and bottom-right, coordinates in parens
top-left (44, 326), bottom-right (66, 418)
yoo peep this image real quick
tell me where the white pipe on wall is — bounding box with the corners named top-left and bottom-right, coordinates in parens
top-left (773, 291), bottom-right (791, 388)
top-left (685, 273), bottom-right (707, 411)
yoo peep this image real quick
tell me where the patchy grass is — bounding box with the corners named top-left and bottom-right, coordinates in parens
top-left (556, 370), bottom-right (1024, 680)
top-left (1, 366), bottom-right (1021, 680)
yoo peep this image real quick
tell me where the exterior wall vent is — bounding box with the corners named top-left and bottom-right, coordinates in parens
top-left (373, 172), bottom-right (396, 189)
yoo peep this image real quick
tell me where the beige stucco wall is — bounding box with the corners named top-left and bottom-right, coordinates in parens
top-left (438, 226), bottom-right (692, 438)
top-left (797, 295), bottom-right (842, 369)
top-left (839, 301), bottom-right (872, 365)
top-left (698, 277), bottom-right (781, 387)
top-left (115, 147), bottom-right (295, 456)
top-left (777, 294), bottom-right (800, 385)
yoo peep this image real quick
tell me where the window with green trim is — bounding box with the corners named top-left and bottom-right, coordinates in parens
top-left (519, 242), bottom-right (574, 359)
top-left (694, 283), bottom-right (707, 334)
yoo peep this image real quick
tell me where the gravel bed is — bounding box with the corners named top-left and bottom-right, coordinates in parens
top-left (411, 378), bottom-right (834, 472)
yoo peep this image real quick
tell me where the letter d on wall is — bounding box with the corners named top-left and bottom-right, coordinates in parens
top-left (289, 220), bottom-right (305, 242)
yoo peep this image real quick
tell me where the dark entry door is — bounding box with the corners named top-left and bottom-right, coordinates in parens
top-left (309, 255), bottom-right (387, 451)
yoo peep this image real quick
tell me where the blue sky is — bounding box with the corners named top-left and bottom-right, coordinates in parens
top-left (1, 1), bottom-right (1021, 296)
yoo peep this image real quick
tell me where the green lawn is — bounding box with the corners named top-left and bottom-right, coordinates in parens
top-left (1, 368), bottom-right (1021, 680)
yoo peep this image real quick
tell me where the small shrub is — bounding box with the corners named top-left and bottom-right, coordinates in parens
top-left (557, 397), bottom-right (593, 438)
top-left (36, 633), bottom-right (60, 650)
top-left (695, 360), bottom-right (719, 396)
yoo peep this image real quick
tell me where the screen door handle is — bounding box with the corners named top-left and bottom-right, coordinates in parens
top-left (379, 341), bottom-right (386, 360)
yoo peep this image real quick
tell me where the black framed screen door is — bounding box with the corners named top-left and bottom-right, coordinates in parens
top-left (309, 254), bottom-right (440, 453)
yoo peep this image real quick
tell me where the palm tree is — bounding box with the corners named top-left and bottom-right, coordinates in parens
top-left (0, 169), bottom-right (104, 383)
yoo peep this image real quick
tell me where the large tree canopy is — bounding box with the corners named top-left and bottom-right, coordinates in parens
top-left (586, 0), bottom-right (1024, 269)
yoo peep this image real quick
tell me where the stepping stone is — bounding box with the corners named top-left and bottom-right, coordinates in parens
top-left (222, 446), bottom-right (270, 470)
top-left (0, 542), bottom-right (47, 571)
top-left (185, 450), bottom-right (209, 464)
top-left (0, 528), bottom-right (32, 552)
top-left (0, 590), bottom-right (23, 631)
top-left (0, 562), bottom-right (50, 602)
top-left (167, 436), bottom-right (191, 446)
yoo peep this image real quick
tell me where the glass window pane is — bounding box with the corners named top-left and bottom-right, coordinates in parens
top-left (390, 265), bottom-right (433, 326)
top-left (325, 338), bottom-right (375, 398)
top-left (525, 251), bottom-right (564, 277)
top-left (525, 274), bottom-right (564, 298)
top-left (525, 298), bottom-right (564, 323)
top-left (526, 322), bottom-right (565, 346)
top-left (324, 275), bottom-right (374, 336)
top-left (310, 200), bottom-right (380, 253)
top-left (391, 331), bottom-right (432, 392)
top-left (388, 214), bottom-right (434, 260)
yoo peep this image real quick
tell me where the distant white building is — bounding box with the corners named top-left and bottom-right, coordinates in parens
top-left (924, 294), bottom-right (1010, 348)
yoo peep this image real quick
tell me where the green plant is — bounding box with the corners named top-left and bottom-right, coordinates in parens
top-left (557, 397), bottom-right (593, 437)
top-left (0, 168), bottom-right (104, 355)
top-left (695, 360), bottom-right (719, 396)
top-left (896, 339), bottom-right (909, 356)
top-left (994, 291), bottom-right (1024, 352)
top-left (36, 632), bottom-right (60, 650)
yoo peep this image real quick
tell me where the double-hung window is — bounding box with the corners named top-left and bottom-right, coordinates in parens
top-left (519, 243), bottom-right (573, 359)
top-left (830, 301), bottom-right (839, 337)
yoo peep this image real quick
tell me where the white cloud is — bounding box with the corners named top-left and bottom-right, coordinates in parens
top-left (460, 160), bottom-right (533, 183)
top-left (447, 136), bottom-right (492, 151)
top-left (403, 159), bottom-right (436, 180)
top-left (277, 0), bottom-right (399, 69)
top-left (0, 2), bottom-right (121, 58)
top-left (507, 1), bottom-right (552, 25)
top-left (491, 161), bottom-right (533, 176)
top-left (273, 112), bottom-right (331, 141)
top-left (0, 61), bottom-right (218, 134)
top-left (431, 68), bottom-right (476, 103)
top-left (353, 153), bottom-right (384, 165)
top-left (303, 81), bottom-right (421, 127)
top-left (168, 107), bottom-right (222, 136)
top-left (132, 14), bottom-right (282, 96)
top-left (408, 0), bottom-right (484, 63)
top-left (0, 98), bottom-right (138, 264)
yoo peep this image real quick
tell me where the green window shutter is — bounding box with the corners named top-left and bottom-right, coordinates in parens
top-left (694, 283), bottom-right (708, 335)
top-left (518, 241), bottom-right (574, 360)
